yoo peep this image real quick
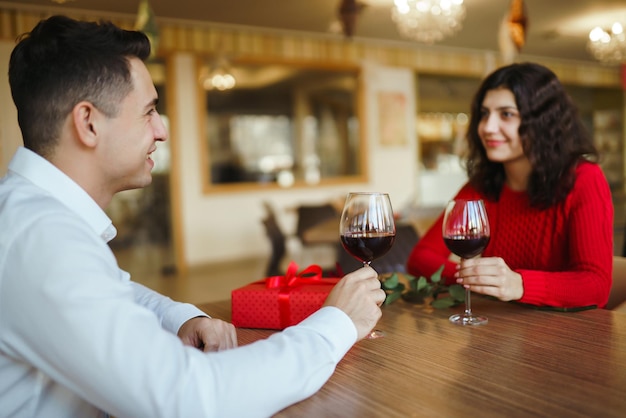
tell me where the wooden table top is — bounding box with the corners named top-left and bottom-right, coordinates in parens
top-left (198, 297), bottom-right (626, 417)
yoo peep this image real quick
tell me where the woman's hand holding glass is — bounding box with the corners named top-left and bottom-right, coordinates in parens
top-left (455, 256), bottom-right (524, 302)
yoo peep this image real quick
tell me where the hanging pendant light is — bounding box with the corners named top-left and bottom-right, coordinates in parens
top-left (199, 55), bottom-right (236, 91)
top-left (587, 22), bottom-right (626, 64)
top-left (391, 0), bottom-right (466, 44)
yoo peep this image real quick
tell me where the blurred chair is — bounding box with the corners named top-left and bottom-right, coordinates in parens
top-left (336, 223), bottom-right (420, 276)
top-left (295, 203), bottom-right (339, 245)
top-left (293, 203), bottom-right (340, 270)
top-left (261, 202), bottom-right (287, 277)
top-left (608, 256), bottom-right (626, 310)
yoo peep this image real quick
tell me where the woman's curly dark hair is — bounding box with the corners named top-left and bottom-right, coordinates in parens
top-left (465, 62), bottom-right (598, 209)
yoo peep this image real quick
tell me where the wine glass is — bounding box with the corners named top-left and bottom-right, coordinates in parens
top-left (442, 198), bottom-right (490, 326)
top-left (340, 192), bottom-right (396, 339)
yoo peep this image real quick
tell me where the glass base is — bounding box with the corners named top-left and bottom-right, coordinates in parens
top-left (365, 329), bottom-right (385, 339)
top-left (449, 313), bottom-right (488, 326)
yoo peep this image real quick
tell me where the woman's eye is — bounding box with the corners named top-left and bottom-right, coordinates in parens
top-left (503, 110), bottom-right (519, 119)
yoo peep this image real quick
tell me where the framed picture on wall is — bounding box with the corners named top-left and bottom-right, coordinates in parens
top-left (378, 91), bottom-right (408, 146)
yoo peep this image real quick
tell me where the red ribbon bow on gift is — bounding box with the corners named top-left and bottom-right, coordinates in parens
top-left (265, 261), bottom-right (323, 289)
top-left (265, 261), bottom-right (325, 328)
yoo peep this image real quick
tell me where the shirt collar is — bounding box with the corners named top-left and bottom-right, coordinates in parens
top-left (8, 147), bottom-right (117, 242)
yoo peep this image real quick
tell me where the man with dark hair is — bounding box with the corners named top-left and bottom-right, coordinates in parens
top-left (0, 15), bottom-right (385, 417)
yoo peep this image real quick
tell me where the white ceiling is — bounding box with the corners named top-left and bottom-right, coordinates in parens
top-left (5, 0), bottom-right (626, 63)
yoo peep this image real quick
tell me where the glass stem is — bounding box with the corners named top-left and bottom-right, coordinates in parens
top-left (464, 287), bottom-right (472, 317)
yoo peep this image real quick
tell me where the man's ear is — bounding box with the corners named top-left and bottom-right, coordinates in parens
top-left (72, 101), bottom-right (100, 148)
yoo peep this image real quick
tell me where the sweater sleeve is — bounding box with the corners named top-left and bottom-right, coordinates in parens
top-left (517, 163), bottom-right (613, 308)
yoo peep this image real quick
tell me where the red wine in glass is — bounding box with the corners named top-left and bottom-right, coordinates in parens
top-left (443, 236), bottom-right (490, 259)
top-left (442, 199), bottom-right (490, 326)
top-left (340, 192), bottom-right (396, 339)
top-left (340, 232), bottom-right (395, 264)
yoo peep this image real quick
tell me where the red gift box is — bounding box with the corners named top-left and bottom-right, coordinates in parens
top-left (231, 262), bottom-right (340, 330)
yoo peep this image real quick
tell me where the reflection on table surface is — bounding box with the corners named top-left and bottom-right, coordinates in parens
top-left (199, 297), bottom-right (626, 417)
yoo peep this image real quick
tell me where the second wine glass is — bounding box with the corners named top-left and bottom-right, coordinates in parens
top-left (340, 192), bottom-right (396, 339)
top-left (442, 198), bottom-right (490, 326)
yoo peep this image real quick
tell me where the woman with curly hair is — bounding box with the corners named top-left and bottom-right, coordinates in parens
top-left (407, 62), bottom-right (613, 309)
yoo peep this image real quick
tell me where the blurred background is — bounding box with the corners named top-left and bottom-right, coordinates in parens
top-left (1, 0), bottom-right (625, 301)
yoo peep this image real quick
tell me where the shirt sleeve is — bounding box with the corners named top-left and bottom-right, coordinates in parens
top-left (195, 306), bottom-right (356, 417)
top-left (2, 212), bottom-right (357, 418)
top-left (130, 281), bottom-right (209, 334)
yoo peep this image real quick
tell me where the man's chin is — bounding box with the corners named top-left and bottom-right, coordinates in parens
top-left (120, 176), bottom-right (153, 192)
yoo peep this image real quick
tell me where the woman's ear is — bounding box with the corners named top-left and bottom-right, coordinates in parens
top-left (72, 101), bottom-right (99, 148)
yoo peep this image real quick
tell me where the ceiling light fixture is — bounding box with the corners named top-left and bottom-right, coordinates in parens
top-left (587, 22), bottom-right (626, 64)
top-left (199, 55), bottom-right (236, 91)
top-left (338, 0), bottom-right (367, 38)
top-left (391, 0), bottom-right (466, 44)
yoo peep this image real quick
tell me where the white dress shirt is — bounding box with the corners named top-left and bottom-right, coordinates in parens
top-left (0, 147), bottom-right (357, 417)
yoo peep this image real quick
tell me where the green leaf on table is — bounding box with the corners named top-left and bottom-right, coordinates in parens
top-left (379, 265), bottom-right (463, 310)
top-left (384, 290), bottom-right (403, 305)
top-left (431, 296), bottom-right (458, 309)
top-left (416, 276), bottom-right (429, 292)
top-left (391, 283), bottom-right (406, 293)
top-left (449, 284), bottom-right (466, 302)
top-left (382, 272), bottom-right (399, 290)
top-left (430, 265), bottom-right (444, 284)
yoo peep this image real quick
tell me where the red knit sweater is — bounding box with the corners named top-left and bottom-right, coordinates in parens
top-left (407, 162), bottom-right (613, 308)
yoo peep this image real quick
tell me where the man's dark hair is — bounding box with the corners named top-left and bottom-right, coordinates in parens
top-left (465, 62), bottom-right (598, 208)
top-left (8, 15), bottom-right (151, 156)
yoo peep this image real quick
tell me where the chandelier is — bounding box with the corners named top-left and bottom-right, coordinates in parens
top-left (201, 69), bottom-right (236, 91)
top-left (199, 55), bottom-right (236, 91)
top-left (391, 0), bottom-right (466, 44)
top-left (587, 22), bottom-right (626, 64)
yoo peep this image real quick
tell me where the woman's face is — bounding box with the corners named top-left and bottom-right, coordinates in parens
top-left (477, 87), bottom-right (526, 165)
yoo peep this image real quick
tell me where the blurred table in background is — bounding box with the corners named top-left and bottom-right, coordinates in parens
top-left (291, 202), bottom-right (340, 270)
top-left (300, 216), bottom-right (340, 245)
top-left (295, 203), bottom-right (339, 246)
top-left (301, 206), bottom-right (442, 246)
top-left (401, 204), bottom-right (444, 236)
top-left (199, 297), bottom-right (626, 417)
